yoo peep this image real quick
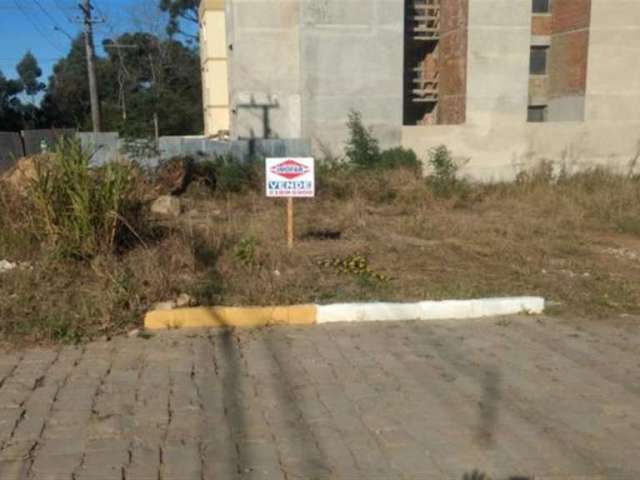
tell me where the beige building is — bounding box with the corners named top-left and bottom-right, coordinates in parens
top-left (200, 0), bottom-right (640, 180)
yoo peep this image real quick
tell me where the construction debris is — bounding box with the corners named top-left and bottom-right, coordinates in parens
top-left (0, 156), bottom-right (45, 193)
top-left (0, 260), bottom-right (17, 273)
top-left (176, 293), bottom-right (197, 308)
top-left (150, 195), bottom-right (181, 217)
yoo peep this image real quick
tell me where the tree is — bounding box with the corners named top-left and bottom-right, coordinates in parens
top-left (0, 70), bottom-right (24, 131)
top-left (41, 36), bottom-right (94, 129)
top-left (102, 32), bottom-right (202, 136)
top-left (16, 52), bottom-right (45, 103)
top-left (42, 32), bottom-right (202, 136)
top-left (159, 0), bottom-right (199, 39)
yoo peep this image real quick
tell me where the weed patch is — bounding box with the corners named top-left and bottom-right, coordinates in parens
top-left (29, 139), bottom-right (148, 258)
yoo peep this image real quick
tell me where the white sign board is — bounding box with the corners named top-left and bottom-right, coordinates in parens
top-left (266, 157), bottom-right (315, 198)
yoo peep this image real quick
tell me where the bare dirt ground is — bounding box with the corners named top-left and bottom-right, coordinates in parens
top-left (0, 315), bottom-right (638, 480)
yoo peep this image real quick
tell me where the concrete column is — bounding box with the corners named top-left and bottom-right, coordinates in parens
top-left (465, 0), bottom-right (531, 127)
top-left (200, 0), bottom-right (231, 136)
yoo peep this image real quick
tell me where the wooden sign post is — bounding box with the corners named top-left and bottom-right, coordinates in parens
top-left (266, 158), bottom-right (315, 249)
top-left (287, 197), bottom-right (294, 250)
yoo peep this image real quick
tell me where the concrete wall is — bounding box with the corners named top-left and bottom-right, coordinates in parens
top-left (585, 0), bottom-right (640, 124)
top-left (299, 0), bottom-right (405, 154)
top-left (403, 0), bottom-right (640, 181)
top-left (465, 0), bottom-right (532, 127)
top-left (0, 132), bottom-right (24, 173)
top-left (227, 0), bottom-right (302, 140)
top-left (22, 129), bottom-right (75, 156)
top-left (220, 0), bottom-right (404, 155)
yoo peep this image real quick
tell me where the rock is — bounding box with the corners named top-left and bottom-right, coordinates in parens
top-left (175, 293), bottom-right (196, 308)
top-left (151, 195), bottom-right (181, 217)
top-left (128, 328), bottom-right (140, 338)
top-left (0, 260), bottom-right (17, 273)
top-left (152, 300), bottom-right (177, 311)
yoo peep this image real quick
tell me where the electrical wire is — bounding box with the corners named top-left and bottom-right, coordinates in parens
top-left (11, 0), bottom-right (66, 52)
top-left (30, 0), bottom-right (75, 40)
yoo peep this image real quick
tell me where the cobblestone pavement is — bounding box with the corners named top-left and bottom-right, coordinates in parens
top-left (0, 316), bottom-right (639, 480)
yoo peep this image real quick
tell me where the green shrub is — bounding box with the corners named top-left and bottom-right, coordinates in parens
top-left (30, 139), bottom-right (145, 259)
top-left (200, 154), bottom-right (262, 194)
top-left (345, 110), bottom-right (421, 173)
top-left (345, 110), bottom-right (381, 168)
top-left (427, 145), bottom-right (466, 197)
top-left (380, 147), bottom-right (421, 172)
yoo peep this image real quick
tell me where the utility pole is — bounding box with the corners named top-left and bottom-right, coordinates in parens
top-left (80, 0), bottom-right (101, 132)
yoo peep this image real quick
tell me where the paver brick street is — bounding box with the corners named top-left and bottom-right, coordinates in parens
top-left (0, 316), bottom-right (639, 479)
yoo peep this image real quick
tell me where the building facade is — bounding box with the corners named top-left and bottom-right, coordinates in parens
top-left (200, 0), bottom-right (640, 180)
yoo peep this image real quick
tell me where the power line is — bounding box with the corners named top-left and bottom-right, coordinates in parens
top-left (53, 0), bottom-right (75, 22)
top-left (30, 0), bottom-right (75, 40)
top-left (11, 0), bottom-right (65, 52)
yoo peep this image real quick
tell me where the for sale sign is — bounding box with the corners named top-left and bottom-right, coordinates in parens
top-left (266, 158), bottom-right (315, 197)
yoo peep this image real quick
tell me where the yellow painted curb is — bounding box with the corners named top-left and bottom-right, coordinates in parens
top-left (144, 305), bottom-right (317, 330)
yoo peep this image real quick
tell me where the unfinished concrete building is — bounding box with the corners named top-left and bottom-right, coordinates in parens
top-left (200, 0), bottom-right (640, 180)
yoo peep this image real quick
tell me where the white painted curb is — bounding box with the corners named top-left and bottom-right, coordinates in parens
top-left (316, 297), bottom-right (544, 324)
top-left (317, 302), bottom-right (423, 324)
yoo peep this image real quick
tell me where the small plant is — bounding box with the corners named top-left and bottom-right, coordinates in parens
top-left (515, 159), bottom-right (555, 186)
top-left (345, 110), bottom-right (381, 168)
top-left (316, 253), bottom-right (389, 281)
top-left (427, 145), bottom-right (465, 197)
top-left (233, 236), bottom-right (259, 268)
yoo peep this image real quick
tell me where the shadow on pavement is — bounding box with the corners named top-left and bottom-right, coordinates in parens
top-left (463, 471), bottom-right (531, 480)
top-left (218, 328), bottom-right (247, 477)
top-left (260, 329), bottom-right (332, 479)
top-left (475, 367), bottom-right (501, 447)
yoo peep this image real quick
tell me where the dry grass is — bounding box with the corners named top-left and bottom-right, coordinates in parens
top-left (1, 161), bottom-right (640, 345)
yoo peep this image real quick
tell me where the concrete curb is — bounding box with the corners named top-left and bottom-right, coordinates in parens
top-left (315, 297), bottom-right (544, 323)
top-left (144, 297), bottom-right (544, 330)
top-left (145, 305), bottom-right (317, 330)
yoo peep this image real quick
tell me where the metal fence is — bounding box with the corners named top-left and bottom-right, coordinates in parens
top-left (0, 130), bottom-right (312, 172)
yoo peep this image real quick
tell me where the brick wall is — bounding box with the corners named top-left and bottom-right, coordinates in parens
top-left (552, 0), bottom-right (591, 33)
top-left (438, 0), bottom-right (468, 124)
top-left (549, 0), bottom-right (591, 99)
top-left (531, 15), bottom-right (551, 36)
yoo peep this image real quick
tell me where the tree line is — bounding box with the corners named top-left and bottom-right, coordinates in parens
top-left (0, 1), bottom-right (202, 138)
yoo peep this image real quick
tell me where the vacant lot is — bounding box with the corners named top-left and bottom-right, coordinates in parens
top-left (1, 142), bottom-right (640, 344)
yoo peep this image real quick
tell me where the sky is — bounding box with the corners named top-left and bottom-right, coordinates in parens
top-left (0, 0), bottom-right (194, 83)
